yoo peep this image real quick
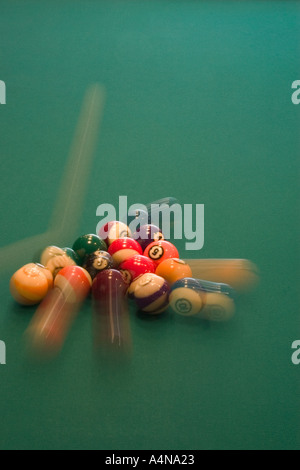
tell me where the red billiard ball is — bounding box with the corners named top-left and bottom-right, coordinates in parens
top-left (54, 265), bottom-right (92, 303)
top-left (108, 237), bottom-right (143, 266)
top-left (119, 255), bottom-right (156, 285)
top-left (144, 240), bottom-right (179, 267)
top-left (25, 266), bottom-right (92, 357)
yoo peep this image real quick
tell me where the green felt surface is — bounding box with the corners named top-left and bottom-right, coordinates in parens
top-left (0, 0), bottom-right (299, 450)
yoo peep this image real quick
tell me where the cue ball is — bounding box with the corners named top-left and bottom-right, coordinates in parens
top-left (10, 263), bottom-right (53, 305)
top-left (144, 240), bottom-right (179, 267)
top-left (155, 258), bottom-right (192, 285)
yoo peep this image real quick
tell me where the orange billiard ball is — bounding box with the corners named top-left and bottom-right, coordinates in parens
top-left (155, 258), bottom-right (192, 285)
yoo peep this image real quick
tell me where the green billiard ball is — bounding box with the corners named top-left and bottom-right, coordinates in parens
top-left (62, 247), bottom-right (81, 265)
top-left (72, 234), bottom-right (107, 262)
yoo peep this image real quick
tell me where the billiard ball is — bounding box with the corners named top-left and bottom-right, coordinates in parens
top-left (169, 277), bottom-right (235, 321)
top-left (62, 247), bottom-right (81, 265)
top-left (155, 258), bottom-right (192, 285)
top-left (133, 224), bottom-right (164, 252)
top-left (40, 245), bottom-right (65, 267)
top-left (82, 250), bottom-right (114, 279)
top-left (45, 254), bottom-right (77, 278)
top-left (10, 263), bottom-right (53, 306)
top-left (127, 275), bottom-right (141, 299)
top-left (54, 265), bottom-right (92, 303)
top-left (119, 255), bottom-right (156, 285)
top-left (92, 269), bottom-right (130, 351)
top-left (108, 237), bottom-right (143, 266)
top-left (40, 246), bottom-right (80, 272)
top-left (72, 234), bottom-right (107, 262)
top-left (144, 240), bottom-right (179, 267)
top-left (169, 278), bottom-right (204, 316)
top-left (25, 266), bottom-right (92, 357)
top-left (98, 221), bottom-right (132, 246)
top-left (129, 272), bottom-right (170, 314)
top-left (199, 293), bottom-right (235, 322)
top-left (92, 269), bottom-right (128, 302)
top-left (196, 279), bottom-right (235, 322)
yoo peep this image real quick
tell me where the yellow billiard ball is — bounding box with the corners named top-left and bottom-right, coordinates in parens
top-left (10, 263), bottom-right (53, 305)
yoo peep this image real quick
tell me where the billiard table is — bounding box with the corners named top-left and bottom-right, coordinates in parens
top-left (0, 0), bottom-right (299, 451)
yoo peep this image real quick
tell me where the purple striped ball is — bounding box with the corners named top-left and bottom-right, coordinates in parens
top-left (130, 273), bottom-right (170, 314)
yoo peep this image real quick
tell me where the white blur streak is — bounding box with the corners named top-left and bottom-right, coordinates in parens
top-left (0, 84), bottom-right (105, 275)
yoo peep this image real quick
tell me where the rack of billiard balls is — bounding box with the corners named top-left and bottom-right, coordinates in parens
top-left (10, 221), bottom-right (236, 357)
